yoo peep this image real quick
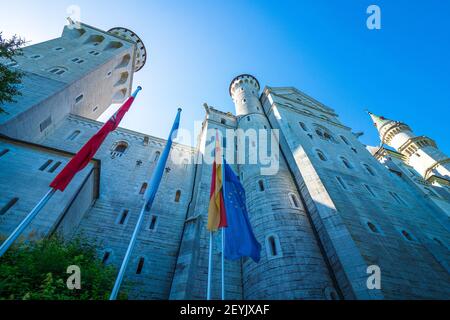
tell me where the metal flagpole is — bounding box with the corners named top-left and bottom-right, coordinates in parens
top-left (109, 108), bottom-right (182, 300)
top-left (0, 188), bottom-right (56, 257)
top-left (109, 202), bottom-right (146, 300)
top-left (207, 231), bottom-right (213, 300)
top-left (221, 154), bottom-right (226, 300)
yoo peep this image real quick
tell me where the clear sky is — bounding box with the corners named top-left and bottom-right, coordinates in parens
top-left (1, 0), bottom-right (449, 152)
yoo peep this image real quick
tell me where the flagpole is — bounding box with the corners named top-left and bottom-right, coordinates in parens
top-left (109, 202), bottom-right (146, 300)
top-left (109, 108), bottom-right (182, 300)
top-left (207, 231), bottom-right (213, 300)
top-left (221, 154), bottom-right (226, 301)
top-left (0, 188), bottom-right (56, 257)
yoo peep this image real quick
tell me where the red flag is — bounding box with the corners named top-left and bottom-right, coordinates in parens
top-left (50, 87), bottom-right (141, 191)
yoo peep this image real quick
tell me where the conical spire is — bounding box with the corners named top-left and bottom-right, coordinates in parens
top-left (367, 111), bottom-right (392, 129)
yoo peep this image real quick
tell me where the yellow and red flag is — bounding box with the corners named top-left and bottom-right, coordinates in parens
top-left (207, 131), bottom-right (228, 232)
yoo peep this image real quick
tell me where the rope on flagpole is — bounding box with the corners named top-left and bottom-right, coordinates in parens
top-left (207, 231), bottom-right (213, 300)
top-left (0, 188), bottom-right (56, 257)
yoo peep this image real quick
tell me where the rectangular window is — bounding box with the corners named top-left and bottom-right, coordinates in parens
top-left (102, 251), bottom-right (111, 264)
top-left (48, 161), bottom-right (62, 173)
top-left (40, 116), bottom-right (52, 132)
top-left (0, 198), bottom-right (19, 215)
top-left (136, 257), bottom-right (145, 274)
top-left (364, 184), bottom-right (376, 198)
top-left (0, 149), bottom-right (10, 158)
top-left (118, 210), bottom-right (129, 225)
top-left (39, 160), bottom-right (53, 171)
top-left (336, 176), bottom-right (347, 190)
top-left (75, 94), bottom-right (84, 103)
top-left (149, 216), bottom-right (158, 231)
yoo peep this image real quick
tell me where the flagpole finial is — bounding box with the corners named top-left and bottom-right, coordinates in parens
top-left (131, 86), bottom-right (142, 98)
top-left (178, 108), bottom-right (182, 112)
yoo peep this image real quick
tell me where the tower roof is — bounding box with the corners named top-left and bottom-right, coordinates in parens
top-left (368, 111), bottom-right (392, 130)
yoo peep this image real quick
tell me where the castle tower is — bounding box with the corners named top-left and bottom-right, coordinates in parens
top-left (369, 112), bottom-right (450, 182)
top-left (229, 75), bottom-right (337, 299)
top-left (0, 20), bottom-right (147, 142)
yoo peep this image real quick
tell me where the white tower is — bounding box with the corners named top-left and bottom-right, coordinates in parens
top-left (0, 20), bottom-right (147, 142)
top-left (369, 112), bottom-right (450, 182)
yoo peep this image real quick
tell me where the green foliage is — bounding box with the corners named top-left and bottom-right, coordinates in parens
top-left (0, 236), bottom-right (125, 300)
top-left (0, 32), bottom-right (25, 114)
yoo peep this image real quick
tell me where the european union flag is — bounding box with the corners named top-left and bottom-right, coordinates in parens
top-left (223, 161), bottom-right (261, 263)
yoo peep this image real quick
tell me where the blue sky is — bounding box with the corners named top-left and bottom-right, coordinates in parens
top-left (1, 0), bottom-right (449, 152)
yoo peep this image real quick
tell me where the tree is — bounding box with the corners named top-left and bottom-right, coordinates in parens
top-left (0, 236), bottom-right (127, 300)
top-left (0, 32), bottom-right (25, 114)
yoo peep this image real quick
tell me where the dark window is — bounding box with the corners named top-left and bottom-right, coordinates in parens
top-left (149, 216), bottom-right (157, 230)
top-left (75, 94), bottom-right (84, 103)
top-left (154, 151), bottom-right (161, 162)
top-left (0, 149), bottom-right (10, 158)
top-left (48, 161), bottom-right (62, 173)
top-left (247, 116), bottom-right (251, 122)
top-left (340, 136), bottom-right (350, 145)
top-left (223, 137), bottom-right (227, 148)
top-left (364, 164), bottom-right (375, 176)
top-left (114, 142), bottom-right (128, 153)
top-left (136, 257), bottom-right (145, 274)
top-left (268, 236), bottom-right (277, 256)
top-left (0, 198), bottom-right (19, 215)
top-left (175, 190), bottom-right (181, 203)
top-left (299, 122), bottom-right (308, 131)
top-left (118, 210), bottom-right (129, 225)
top-left (39, 160), bottom-right (53, 171)
top-left (341, 157), bottom-right (352, 169)
top-left (67, 130), bottom-right (81, 141)
top-left (336, 177), bottom-right (347, 190)
top-left (367, 222), bottom-right (379, 233)
top-left (102, 251), bottom-right (111, 264)
top-left (258, 180), bottom-right (265, 192)
top-left (317, 150), bottom-right (327, 161)
top-left (402, 230), bottom-right (413, 241)
top-left (364, 184), bottom-right (376, 197)
top-left (316, 129), bottom-right (323, 137)
top-left (139, 183), bottom-right (148, 195)
top-left (221, 119), bottom-right (226, 125)
top-left (40, 117), bottom-right (52, 132)
top-left (290, 194), bottom-right (300, 208)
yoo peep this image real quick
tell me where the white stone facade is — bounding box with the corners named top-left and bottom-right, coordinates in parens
top-left (0, 23), bottom-right (449, 300)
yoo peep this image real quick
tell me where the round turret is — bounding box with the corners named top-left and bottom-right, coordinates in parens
top-left (229, 74), bottom-right (262, 116)
top-left (108, 27), bottom-right (147, 72)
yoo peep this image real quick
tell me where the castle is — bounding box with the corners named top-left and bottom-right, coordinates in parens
top-left (0, 21), bottom-right (449, 300)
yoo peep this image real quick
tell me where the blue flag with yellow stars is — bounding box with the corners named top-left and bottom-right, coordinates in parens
top-left (223, 160), bottom-right (261, 263)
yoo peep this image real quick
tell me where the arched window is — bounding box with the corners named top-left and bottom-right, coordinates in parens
top-left (299, 122), bottom-right (308, 132)
top-left (340, 157), bottom-right (352, 169)
top-left (363, 164), bottom-right (375, 176)
top-left (154, 151), bottom-right (161, 162)
top-left (258, 180), bottom-right (265, 192)
top-left (340, 135), bottom-right (350, 145)
top-left (289, 193), bottom-right (300, 209)
top-left (316, 150), bottom-right (327, 161)
top-left (315, 128), bottom-right (324, 137)
top-left (139, 183), bottom-right (148, 195)
top-left (401, 230), bottom-right (414, 241)
top-left (111, 141), bottom-right (128, 157)
top-left (67, 130), bottom-right (81, 141)
top-left (175, 190), bottom-right (181, 202)
top-left (367, 222), bottom-right (379, 233)
top-left (0, 198), bottom-right (19, 215)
